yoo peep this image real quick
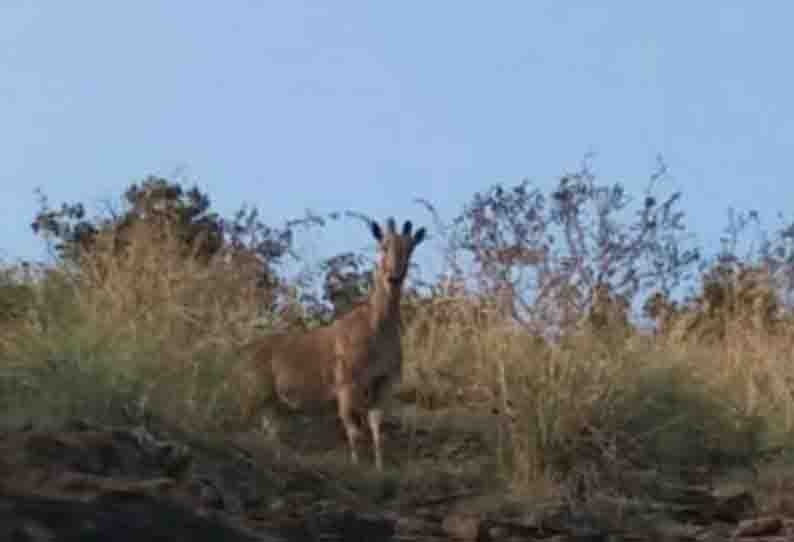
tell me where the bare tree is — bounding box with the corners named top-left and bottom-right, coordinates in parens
top-left (442, 156), bottom-right (700, 336)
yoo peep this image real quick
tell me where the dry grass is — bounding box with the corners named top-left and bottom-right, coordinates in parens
top-left (401, 293), bottom-right (788, 496)
top-left (1, 229), bottom-right (793, 503)
top-left (0, 224), bottom-right (269, 432)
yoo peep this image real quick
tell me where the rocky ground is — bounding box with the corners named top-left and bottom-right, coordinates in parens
top-left (1, 412), bottom-right (793, 541)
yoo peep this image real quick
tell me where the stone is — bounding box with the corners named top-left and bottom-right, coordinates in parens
top-left (442, 512), bottom-right (482, 541)
top-left (734, 516), bottom-right (784, 538)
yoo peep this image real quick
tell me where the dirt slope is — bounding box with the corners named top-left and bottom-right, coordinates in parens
top-left (1, 418), bottom-right (792, 541)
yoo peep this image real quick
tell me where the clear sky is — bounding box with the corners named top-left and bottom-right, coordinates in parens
top-left (2, 3), bottom-right (793, 281)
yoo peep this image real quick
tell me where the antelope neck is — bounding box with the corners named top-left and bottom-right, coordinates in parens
top-left (368, 278), bottom-right (402, 332)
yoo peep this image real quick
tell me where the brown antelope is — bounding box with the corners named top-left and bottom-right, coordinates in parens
top-left (251, 217), bottom-right (426, 470)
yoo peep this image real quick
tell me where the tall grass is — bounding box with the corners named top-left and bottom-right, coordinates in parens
top-left (402, 293), bottom-right (790, 494)
top-left (2, 224), bottom-right (793, 497)
top-left (0, 224), bottom-right (269, 431)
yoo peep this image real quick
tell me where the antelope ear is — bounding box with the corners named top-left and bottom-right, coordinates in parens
top-left (402, 220), bottom-right (413, 236)
top-left (412, 227), bottom-right (426, 247)
top-left (371, 221), bottom-right (383, 242)
top-left (386, 217), bottom-right (397, 234)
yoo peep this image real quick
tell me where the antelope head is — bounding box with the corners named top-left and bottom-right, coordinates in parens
top-left (370, 217), bottom-right (426, 295)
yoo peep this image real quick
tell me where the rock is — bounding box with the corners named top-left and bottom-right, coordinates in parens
top-left (697, 525), bottom-right (737, 542)
top-left (314, 510), bottom-right (395, 542)
top-left (487, 524), bottom-right (510, 539)
top-left (442, 512), bottom-right (482, 540)
top-left (712, 491), bottom-right (755, 522)
top-left (11, 521), bottom-right (56, 542)
top-left (188, 478), bottom-right (225, 510)
top-left (240, 482), bottom-right (263, 509)
top-left (395, 515), bottom-right (442, 536)
top-left (773, 495), bottom-right (794, 516)
top-left (267, 497), bottom-right (286, 512)
top-left (0, 492), bottom-right (265, 542)
top-left (734, 516), bottom-right (784, 538)
top-left (567, 528), bottom-right (608, 541)
top-left (54, 471), bottom-right (177, 500)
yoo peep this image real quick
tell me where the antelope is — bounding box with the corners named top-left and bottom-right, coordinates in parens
top-left (251, 217), bottom-right (426, 471)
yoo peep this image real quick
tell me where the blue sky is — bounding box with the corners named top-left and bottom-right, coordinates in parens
top-left (2, 3), bottom-right (793, 282)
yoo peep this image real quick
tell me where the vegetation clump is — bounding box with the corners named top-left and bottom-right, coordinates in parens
top-left (2, 162), bottom-right (793, 505)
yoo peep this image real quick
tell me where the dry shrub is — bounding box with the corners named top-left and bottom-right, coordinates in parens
top-left (647, 263), bottom-right (780, 348)
top-left (402, 291), bottom-right (508, 409)
top-left (79, 221), bottom-right (270, 351)
top-left (403, 293), bottom-right (772, 496)
top-left (1, 204), bottom-right (792, 500)
top-left (0, 222), bottom-right (272, 431)
top-left (646, 262), bottom-right (794, 436)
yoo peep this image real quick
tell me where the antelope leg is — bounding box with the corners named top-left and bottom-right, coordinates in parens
top-left (368, 408), bottom-right (384, 471)
top-left (337, 387), bottom-right (362, 465)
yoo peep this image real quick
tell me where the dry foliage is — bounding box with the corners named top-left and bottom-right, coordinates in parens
top-left (4, 171), bottom-right (794, 503)
top-left (0, 220), bottom-right (273, 431)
